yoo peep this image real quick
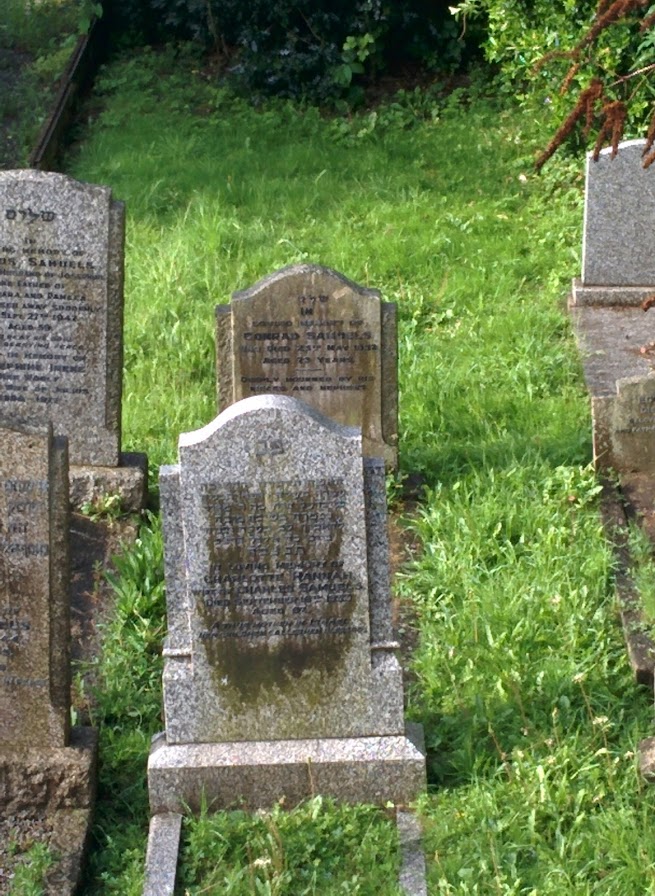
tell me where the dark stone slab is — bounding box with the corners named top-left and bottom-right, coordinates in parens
top-left (216, 264), bottom-right (398, 468)
top-left (0, 425), bottom-right (97, 894)
top-left (0, 424), bottom-right (70, 747)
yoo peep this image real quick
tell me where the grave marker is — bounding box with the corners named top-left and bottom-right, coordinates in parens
top-left (148, 395), bottom-right (424, 815)
top-left (216, 264), bottom-right (398, 468)
top-left (572, 139), bottom-right (655, 306)
top-left (0, 424), bottom-right (69, 747)
top-left (0, 423), bottom-right (97, 895)
top-left (0, 169), bottom-right (124, 465)
top-left (569, 140), bottom-right (655, 473)
top-left (608, 375), bottom-right (655, 472)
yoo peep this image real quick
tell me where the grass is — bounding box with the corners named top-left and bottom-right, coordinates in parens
top-left (176, 798), bottom-right (402, 895)
top-left (627, 523), bottom-right (655, 643)
top-left (0, 0), bottom-right (93, 167)
top-left (57, 44), bottom-right (655, 893)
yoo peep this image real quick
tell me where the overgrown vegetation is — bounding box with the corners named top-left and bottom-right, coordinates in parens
top-left (451, 0), bottom-right (655, 166)
top-left (57, 45), bottom-right (655, 893)
top-left (7, 842), bottom-right (54, 896)
top-left (0, 0), bottom-right (99, 166)
top-left (107, 0), bottom-right (478, 106)
top-left (176, 798), bottom-right (402, 894)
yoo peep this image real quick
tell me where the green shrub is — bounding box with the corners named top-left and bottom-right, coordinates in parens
top-left (451, 0), bottom-right (655, 159)
top-left (107, 0), bottom-right (472, 104)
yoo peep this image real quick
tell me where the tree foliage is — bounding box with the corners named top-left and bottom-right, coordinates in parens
top-left (452, 0), bottom-right (655, 167)
top-left (107, 0), bottom-right (471, 105)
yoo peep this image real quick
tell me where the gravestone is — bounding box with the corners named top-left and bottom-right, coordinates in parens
top-left (216, 264), bottom-right (398, 469)
top-left (148, 395), bottom-right (425, 818)
top-left (0, 423), bottom-right (97, 895)
top-left (569, 140), bottom-right (655, 472)
top-left (0, 170), bottom-right (146, 509)
top-left (572, 139), bottom-right (655, 306)
top-left (606, 375), bottom-right (655, 473)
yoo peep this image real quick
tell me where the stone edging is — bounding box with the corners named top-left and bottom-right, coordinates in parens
top-left (28, 14), bottom-right (110, 171)
top-left (599, 476), bottom-right (655, 688)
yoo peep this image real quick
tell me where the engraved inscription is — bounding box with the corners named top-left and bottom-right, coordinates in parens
top-left (0, 231), bottom-right (99, 407)
top-left (235, 294), bottom-right (380, 431)
top-left (0, 477), bottom-right (49, 685)
top-left (616, 393), bottom-right (655, 433)
top-left (194, 478), bottom-right (364, 699)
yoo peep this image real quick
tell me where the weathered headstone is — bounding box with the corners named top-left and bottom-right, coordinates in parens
top-left (148, 395), bottom-right (424, 818)
top-left (216, 265), bottom-right (398, 469)
top-left (0, 423), bottom-right (97, 895)
top-left (0, 170), bottom-right (146, 508)
top-left (572, 139), bottom-right (655, 306)
top-left (607, 375), bottom-right (655, 472)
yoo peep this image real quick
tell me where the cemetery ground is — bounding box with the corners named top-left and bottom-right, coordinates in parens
top-left (7, 42), bottom-right (655, 895)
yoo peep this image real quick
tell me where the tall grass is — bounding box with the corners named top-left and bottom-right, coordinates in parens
top-left (64, 46), bottom-right (655, 893)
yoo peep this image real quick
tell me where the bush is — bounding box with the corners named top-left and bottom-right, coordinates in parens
top-left (106, 0), bottom-right (475, 103)
top-left (450, 0), bottom-right (655, 163)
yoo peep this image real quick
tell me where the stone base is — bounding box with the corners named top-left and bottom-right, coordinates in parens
top-left (144, 813), bottom-right (182, 896)
top-left (571, 278), bottom-right (655, 307)
top-left (69, 451), bottom-right (148, 512)
top-left (148, 723), bottom-right (426, 813)
top-left (639, 736), bottom-right (655, 782)
top-left (0, 726), bottom-right (98, 896)
top-left (569, 302), bottom-right (655, 472)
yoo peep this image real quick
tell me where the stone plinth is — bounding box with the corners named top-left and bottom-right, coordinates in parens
top-left (148, 723), bottom-right (426, 814)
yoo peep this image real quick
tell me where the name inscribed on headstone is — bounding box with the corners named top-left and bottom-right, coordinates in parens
top-left (216, 265), bottom-right (398, 468)
top-left (0, 170), bottom-right (124, 465)
top-left (195, 478), bottom-right (363, 648)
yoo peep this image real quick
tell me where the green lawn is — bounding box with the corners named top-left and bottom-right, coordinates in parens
top-left (58, 45), bottom-right (655, 895)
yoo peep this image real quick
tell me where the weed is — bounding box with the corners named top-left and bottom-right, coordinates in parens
top-left (8, 841), bottom-right (54, 896)
top-left (80, 492), bottom-right (126, 522)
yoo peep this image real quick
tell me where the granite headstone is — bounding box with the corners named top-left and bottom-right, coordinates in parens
top-left (572, 139), bottom-right (655, 306)
top-left (0, 423), bottom-right (97, 895)
top-left (216, 265), bottom-right (398, 468)
top-left (0, 170), bottom-right (124, 465)
top-left (569, 140), bottom-right (655, 473)
top-left (148, 395), bottom-right (424, 817)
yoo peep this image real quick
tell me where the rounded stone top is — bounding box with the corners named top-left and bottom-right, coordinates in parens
top-left (179, 394), bottom-right (361, 450)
